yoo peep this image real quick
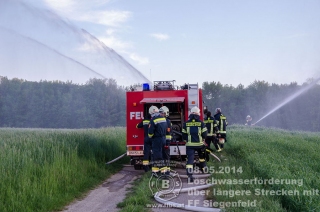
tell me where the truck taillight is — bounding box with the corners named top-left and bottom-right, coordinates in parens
top-left (127, 146), bottom-right (143, 151)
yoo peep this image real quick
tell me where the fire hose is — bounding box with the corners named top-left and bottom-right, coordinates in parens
top-left (205, 148), bottom-right (221, 163)
top-left (153, 142), bottom-right (222, 212)
top-left (154, 174), bottom-right (221, 212)
top-left (105, 146), bottom-right (221, 211)
top-left (172, 130), bottom-right (221, 163)
top-left (105, 152), bottom-right (127, 165)
top-left (105, 142), bottom-right (221, 165)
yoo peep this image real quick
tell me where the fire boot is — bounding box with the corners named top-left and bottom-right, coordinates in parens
top-left (143, 165), bottom-right (150, 172)
top-left (151, 167), bottom-right (160, 178)
top-left (143, 160), bottom-right (150, 172)
top-left (165, 165), bottom-right (171, 176)
top-left (186, 164), bottom-right (194, 183)
top-left (188, 174), bottom-right (194, 183)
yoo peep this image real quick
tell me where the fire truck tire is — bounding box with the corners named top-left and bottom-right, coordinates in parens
top-left (134, 164), bottom-right (143, 170)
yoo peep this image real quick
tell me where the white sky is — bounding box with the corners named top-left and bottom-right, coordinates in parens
top-left (27, 0), bottom-right (320, 87)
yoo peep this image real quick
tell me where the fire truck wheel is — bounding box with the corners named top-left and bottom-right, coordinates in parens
top-left (134, 164), bottom-right (143, 170)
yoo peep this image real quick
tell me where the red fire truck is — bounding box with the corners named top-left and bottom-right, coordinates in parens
top-left (126, 80), bottom-right (204, 170)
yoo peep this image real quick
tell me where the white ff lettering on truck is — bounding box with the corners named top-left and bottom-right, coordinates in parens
top-left (130, 112), bottom-right (144, 120)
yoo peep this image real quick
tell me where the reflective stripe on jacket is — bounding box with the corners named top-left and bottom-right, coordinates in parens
top-left (203, 116), bottom-right (217, 136)
top-left (182, 114), bottom-right (207, 146)
top-left (136, 119), bottom-right (150, 138)
top-left (148, 115), bottom-right (167, 138)
top-left (214, 113), bottom-right (227, 134)
top-left (165, 118), bottom-right (172, 141)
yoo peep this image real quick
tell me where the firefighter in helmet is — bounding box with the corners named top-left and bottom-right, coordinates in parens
top-left (159, 106), bottom-right (172, 175)
top-left (204, 111), bottom-right (218, 149)
top-left (245, 115), bottom-right (254, 126)
top-left (182, 106), bottom-right (208, 182)
top-left (214, 108), bottom-right (228, 151)
top-left (136, 113), bottom-right (151, 172)
top-left (148, 105), bottom-right (167, 176)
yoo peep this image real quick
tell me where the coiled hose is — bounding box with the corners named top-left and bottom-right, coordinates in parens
top-left (154, 173), bottom-right (221, 212)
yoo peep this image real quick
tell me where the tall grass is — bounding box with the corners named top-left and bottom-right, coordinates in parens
top-left (114, 126), bottom-right (320, 212)
top-left (210, 125), bottom-right (320, 212)
top-left (0, 127), bottom-right (127, 212)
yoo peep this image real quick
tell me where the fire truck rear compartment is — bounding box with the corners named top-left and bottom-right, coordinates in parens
top-left (127, 81), bottom-right (204, 170)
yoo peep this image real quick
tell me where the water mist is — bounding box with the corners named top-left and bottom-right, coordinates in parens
top-left (254, 77), bottom-right (320, 125)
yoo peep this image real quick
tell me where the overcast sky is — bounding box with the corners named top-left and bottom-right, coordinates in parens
top-left (18, 0), bottom-right (320, 87)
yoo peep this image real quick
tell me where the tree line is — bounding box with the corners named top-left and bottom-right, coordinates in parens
top-left (0, 77), bottom-right (126, 128)
top-left (202, 79), bottom-right (320, 132)
top-left (0, 76), bottom-right (319, 131)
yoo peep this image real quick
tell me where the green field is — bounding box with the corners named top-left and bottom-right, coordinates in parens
top-left (1, 126), bottom-right (319, 212)
top-left (117, 126), bottom-right (320, 212)
top-left (0, 127), bottom-right (127, 212)
top-left (210, 125), bottom-right (320, 212)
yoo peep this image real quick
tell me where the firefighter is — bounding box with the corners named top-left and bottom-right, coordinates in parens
top-left (182, 106), bottom-right (208, 183)
top-left (159, 106), bottom-right (172, 175)
top-left (203, 106), bottom-right (208, 116)
top-left (245, 115), bottom-right (254, 126)
top-left (203, 111), bottom-right (218, 149)
top-left (148, 106), bottom-right (167, 176)
top-left (136, 114), bottom-right (151, 172)
top-left (214, 108), bottom-right (228, 151)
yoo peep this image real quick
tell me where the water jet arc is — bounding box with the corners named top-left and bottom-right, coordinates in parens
top-left (254, 77), bottom-right (320, 125)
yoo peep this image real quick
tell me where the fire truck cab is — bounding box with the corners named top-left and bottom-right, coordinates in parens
top-left (126, 80), bottom-right (204, 170)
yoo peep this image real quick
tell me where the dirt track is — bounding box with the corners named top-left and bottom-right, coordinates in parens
top-left (63, 166), bottom-right (142, 212)
top-left (63, 164), bottom-right (217, 212)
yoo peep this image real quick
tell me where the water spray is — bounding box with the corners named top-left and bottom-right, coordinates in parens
top-left (0, 26), bottom-right (109, 80)
top-left (254, 77), bottom-right (320, 125)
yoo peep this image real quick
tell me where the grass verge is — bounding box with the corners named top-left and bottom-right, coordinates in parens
top-left (0, 127), bottom-right (128, 212)
top-left (117, 172), bottom-right (154, 212)
top-left (116, 126), bottom-right (320, 212)
top-left (207, 125), bottom-right (320, 211)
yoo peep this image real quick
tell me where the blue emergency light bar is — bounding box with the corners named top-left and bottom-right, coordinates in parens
top-left (142, 83), bottom-right (150, 91)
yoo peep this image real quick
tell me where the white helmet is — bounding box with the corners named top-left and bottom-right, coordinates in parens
top-left (246, 115), bottom-right (251, 119)
top-left (149, 106), bottom-right (159, 115)
top-left (159, 106), bottom-right (169, 117)
top-left (190, 106), bottom-right (200, 115)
